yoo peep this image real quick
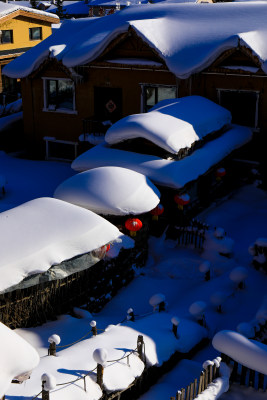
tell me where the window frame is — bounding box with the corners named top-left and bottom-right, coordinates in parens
top-left (43, 136), bottom-right (78, 161)
top-left (29, 27), bottom-right (42, 41)
top-left (42, 77), bottom-right (77, 114)
top-left (140, 83), bottom-right (177, 112)
top-left (217, 88), bottom-right (260, 130)
top-left (0, 30), bottom-right (13, 44)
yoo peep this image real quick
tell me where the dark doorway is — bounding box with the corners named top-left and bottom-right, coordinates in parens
top-left (94, 87), bottom-right (122, 123)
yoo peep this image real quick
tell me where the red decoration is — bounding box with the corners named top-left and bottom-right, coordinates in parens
top-left (174, 193), bottom-right (190, 210)
top-left (150, 204), bottom-right (164, 221)
top-left (216, 168), bottom-right (226, 180)
top-left (125, 218), bottom-right (142, 237)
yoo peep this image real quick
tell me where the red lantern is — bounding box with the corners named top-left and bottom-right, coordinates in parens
top-left (125, 218), bottom-right (142, 237)
top-left (216, 168), bottom-right (226, 181)
top-left (174, 193), bottom-right (190, 210)
top-left (150, 204), bottom-right (164, 221)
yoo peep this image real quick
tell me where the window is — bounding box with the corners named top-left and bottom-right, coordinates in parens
top-left (217, 89), bottom-right (259, 129)
top-left (43, 78), bottom-right (75, 112)
top-left (44, 137), bottom-right (78, 161)
top-left (1, 30), bottom-right (13, 44)
top-left (141, 84), bottom-right (177, 112)
top-left (29, 27), bottom-right (42, 41)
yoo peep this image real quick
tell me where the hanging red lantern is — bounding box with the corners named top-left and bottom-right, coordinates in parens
top-left (174, 193), bottom-right (190, 210)
top-left (150, 204), bottom-right (164, 221)
top-left (125, 218), bottom-right (142, 237)
top-left (216, 168), bottom-right (226, 181)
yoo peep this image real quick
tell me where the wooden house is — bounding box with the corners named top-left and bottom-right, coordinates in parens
top-left (0, 2), bottom-right (59, 99)
top-left (3, 2), bottom-right (267, 161)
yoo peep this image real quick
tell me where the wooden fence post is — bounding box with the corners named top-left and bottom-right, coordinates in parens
top-left (248, 369), bottom-right (255, 387)
top-left (230, 361), bottom-right (238, 382)
top-left (176, 391), bottom-right (181, 400)
top-left (181, 388), bottom-right (185, 400)
top-left (258, 373), bottom-right (264, 390)
top-left (137, 335), bottom-right (144, 362)
top-left (240, 365), bottom-right (248, 386)
top-left (42, 381), bottom-right (50, 400)
top-left (208, 364), bottom-right (213, 384)
top-left (189, 382), bottom-right (194, 400)
top-left (186, 385), bottom-right (190, 400)
top-left (97, 363), bottom-right (104, 388)
top-left (198, 372), bottom-right (204, 395)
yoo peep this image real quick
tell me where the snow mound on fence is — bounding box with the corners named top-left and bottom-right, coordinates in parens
top-left (54, 166), bottom-right (160, 216)
top-left (105, 96), bottom-right (231, 155)
top-left (212, 330), bottom-right (267, 375)
top-left (0, 197), bottom-right (123, 292)
top-left (0, 322), bottom-right (39, 398)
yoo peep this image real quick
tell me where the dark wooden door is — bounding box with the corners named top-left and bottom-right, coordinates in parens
top-left (94, 87), bottom-right (123, 123)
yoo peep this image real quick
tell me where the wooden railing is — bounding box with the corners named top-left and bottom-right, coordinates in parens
top-left (171, 359), bottom-right (221, 400)
top-left (82, 116), bottom-right (110, 137)
top-left (221, 353), bottom-right (267, 391)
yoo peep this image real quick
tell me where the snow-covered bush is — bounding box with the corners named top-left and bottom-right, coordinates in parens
top-left (41, 373), bottom-right (57, 391)
top-left (213, 227), bottom-right (225, 239)
top-left (93, 348), bottom-right (108, 366)
top-left (248, 238), bottom-right (267, 270)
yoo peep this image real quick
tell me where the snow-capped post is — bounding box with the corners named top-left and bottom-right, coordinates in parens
top-left (229, 266), bottom-right (248, 289)
top-left (203, 360), bottom-right (214, 385)
top-left (90, 320), bottom-right (97, 336)
top-left (48, 334), bottom-right (61, 356)
top-left (41, 373), bottom-right (56, 400)
top-left (212, 357), bottom-right (221, 378)
top-left (210, 291), bottom-right (228, 313)
top-left (199, 260), bottom-right (211, 281)
top-left (189, 301), bottom-right (207, 327)
top-left (127, 308), bottom-right (135, 321)
top-left (93, 348), bottom-right (108, 389)
top-left (171, 316), bottom-right (180, 338)
top-left (137, 335), bottom-right (145, 362)
top-left (149, 293), bottom-right (166, 312)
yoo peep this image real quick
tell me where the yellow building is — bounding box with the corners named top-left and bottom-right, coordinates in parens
top-left (0, 2), bottom-right (59, 95)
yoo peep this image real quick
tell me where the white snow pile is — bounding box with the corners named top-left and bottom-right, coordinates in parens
top-left (0, 322), bottom-right (40, 398)
top-left (212, 330), bottom-right (267, 375)
top-left (237, 294), bottom-right (267, 338)
top-left (105, 96), bottom-right (231, 155)
top-left (54, 166), bottom-right (160, 216)
top-left (0, 197), bottom-right (123, 292)
top-left (202, 229), bottom-right (234, 273)
top-left (4, 2), bottom-right (267, 79)
top-left (229, 266), bottom-right (248, 284)
top-left (248, 237), bottom-right (267, 265)
top-left (71, 125), bottom-right (252, 189)
top-left (0, 98), bottom-right (22, 117)
top-left (189, 301), bottom-right (207, 320)
top-left (0, 111), bottom-right (23, 132)
top-left (195, 361), bottom-right (231, 400)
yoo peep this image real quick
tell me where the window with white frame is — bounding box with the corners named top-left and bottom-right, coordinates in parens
top-left (141, 84), bottom-right (177, 112)
top-left (217, 89), bottom-right (259, 129)
top-left (43, 78), bottom-right (75, 112)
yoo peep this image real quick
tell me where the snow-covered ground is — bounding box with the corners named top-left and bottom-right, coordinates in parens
top-left (1, 153), bottom-right (267, 400)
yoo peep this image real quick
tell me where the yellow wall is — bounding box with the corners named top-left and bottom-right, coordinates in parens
top-left (0, 15), bottom-right (52, 53)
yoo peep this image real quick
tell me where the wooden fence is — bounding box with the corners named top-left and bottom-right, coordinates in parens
top-left (171, 360), bottom-right (220, 400)
top-left (165, 219), bottom-right (209, 250)
top-left (221, 353), bottom-right (267, 391)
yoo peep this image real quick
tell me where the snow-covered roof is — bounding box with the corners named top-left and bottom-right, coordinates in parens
top-left (0, 197), bottom-right (122, 292)
top-left (4, 2), bottom-right (267, 79)
top-left (72, 124), bottom-right (252, 189)
top-left (212, 330), bottom-right (267, 375)
top-left (54, 166), bottom-right (161, 216)
top-left (47, 0), bottom-right (90, 15)
top-left (105, 96), bottom-right (231, 154)
top-left (0, 322), bottom-right (39, 398)
top-left (0, 1), bottom-right (59, 20)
